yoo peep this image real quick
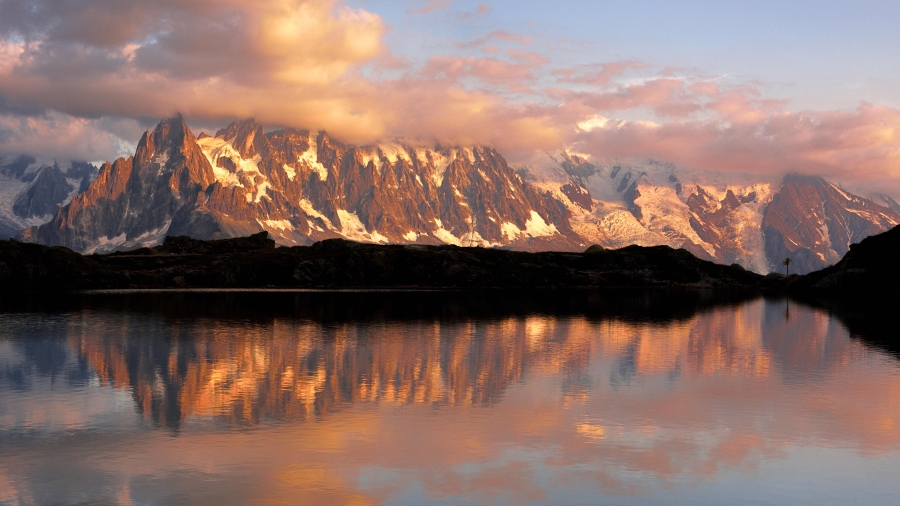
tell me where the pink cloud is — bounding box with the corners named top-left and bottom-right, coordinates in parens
top-left (456, 30), bottom-right (532, 49)
top-left (0, 112), bottom-right (138, 161)
top-left (554, 60), bottom-right (650, 86)
top-left (505, 49), bottom-right (549, 65)
top-left (551, 78), bottom-right (703, 117)
top-left (0, 0), bottom-right (898, 195)
top-left (567, 104), bottom-right (900, 191)
top-left (422, 55), bottom-right (538, 85)
top-left (408, 0), bottom-right (453, 15)
top-left (457, 2), bottom-right (492, 21)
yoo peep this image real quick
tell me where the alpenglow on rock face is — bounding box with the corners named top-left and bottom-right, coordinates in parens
top-left (15, 116), bottom-right (900, 274)
top-left (18, 117), bottom-right (215, 253)
top-left (761, 174), bottom-right (900, 275)
top-left (19, 116), bottom-right (581, 254)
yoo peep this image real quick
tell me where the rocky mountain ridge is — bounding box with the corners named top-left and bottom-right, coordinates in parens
top-left (11, 116), bottom-right (900, 274)
top-left (18, 117), bottom-right (214, 253)
top-left (19, 116), bottom-right (580, 254)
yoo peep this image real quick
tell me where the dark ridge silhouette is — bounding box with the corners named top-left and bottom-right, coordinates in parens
top-left (0, 232), bottom-right (777, 292)
top-left (789, 224), bottom-right (900, 298)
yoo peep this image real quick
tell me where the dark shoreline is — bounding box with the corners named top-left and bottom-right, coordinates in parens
top-left (0, 232), bottom-right (785, 292)
top-left (3, 226), bottom-right (898, 356)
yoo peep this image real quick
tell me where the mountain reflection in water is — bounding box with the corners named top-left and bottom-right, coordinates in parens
top-left (0, 291), bottom-right (898, 505)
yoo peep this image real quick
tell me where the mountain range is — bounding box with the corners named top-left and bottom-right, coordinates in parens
top-left (5, 115), bottom-right (900, 274)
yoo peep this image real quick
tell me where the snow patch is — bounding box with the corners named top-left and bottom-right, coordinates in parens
top-left (501, 222), bottom-right (521, 241)
top-left (129, 221), bottom-right (172, 248)
top-left (524, 211), bottom-right (558, 237)
top-left (430, 151), bottom-right (455, 187)
top-left (337, 209), bottom-right (388, 243)
top-left (432, 226), bottom-right (462, 246)
top-left (86, 233), bottom-right (128, 254)
top-left (247, 180), bottom-right (271, 203)
top-left (298, 137), bottom-right (327, 181)
top-left (830, 183), bottom-right (853, 201)
top-left (380, 144), bottom-right (411, 164)
top-left (403, 231), bottom-right (418, 241)
top-left (431, 218), bottom-right (466, 245)
top-left (359, 148), bottom-right (382, 173)
top-left (299, 199), bottom-right (335, 230)
top-left (259, 219), bottom-right (293, 231)
top-left (282, 164), bottom-right (296, 181)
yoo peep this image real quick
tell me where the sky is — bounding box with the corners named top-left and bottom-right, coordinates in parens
top-left (0, 0), bottom-right (899, 194)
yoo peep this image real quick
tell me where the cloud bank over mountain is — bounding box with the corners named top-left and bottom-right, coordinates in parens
top-left (0, 0), bottom-right (898, 194)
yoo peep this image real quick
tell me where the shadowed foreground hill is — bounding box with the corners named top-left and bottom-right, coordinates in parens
top-left (787, 224), bottom-right (900, 354)
top-left (789, 224), bottom-right (900, 298)
top-left (0, 232), bottom-right (776, 291)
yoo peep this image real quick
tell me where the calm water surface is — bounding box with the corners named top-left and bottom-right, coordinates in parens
top-left (0, 291), bottom-right (898, 505)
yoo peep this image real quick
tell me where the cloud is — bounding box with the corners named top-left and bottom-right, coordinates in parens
top-left (456, 30), bottom-right (533, 49)
top-left (506, 49), bottom-right (548, 65)
top-left (0, 0), bottom-right (390, 147)
top-left (0, 111), bottom-right (138, 162)
top-left (566, 103), bottom-right (900, 190)
top-left (0, 0), bottom-right (898, 195)
top-left (552, 78), bottom-right (705, 118)
top-left (554, 60), bottom-right (650, 86)
top-left (457, 2), bottom-right (492, 21)
top-left (408, 0), bottom-right (453, 15)
top-left (1, 0), bottom-right (385, 87)
top-left (422, 55), bottom-right (538, 85)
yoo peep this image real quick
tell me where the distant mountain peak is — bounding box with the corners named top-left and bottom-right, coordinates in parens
top-left (782, 173), bottom-right (828, 185)
top-left (762, 173), bottom-right (900, 274)
top-left (215, 119), bottom-right (267, 159)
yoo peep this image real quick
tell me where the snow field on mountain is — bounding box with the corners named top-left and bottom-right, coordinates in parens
top-left (337, 210), bottom-right (389, 244)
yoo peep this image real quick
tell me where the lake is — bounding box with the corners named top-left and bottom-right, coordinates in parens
top-left (1, 290), bottom-right (898, 505)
